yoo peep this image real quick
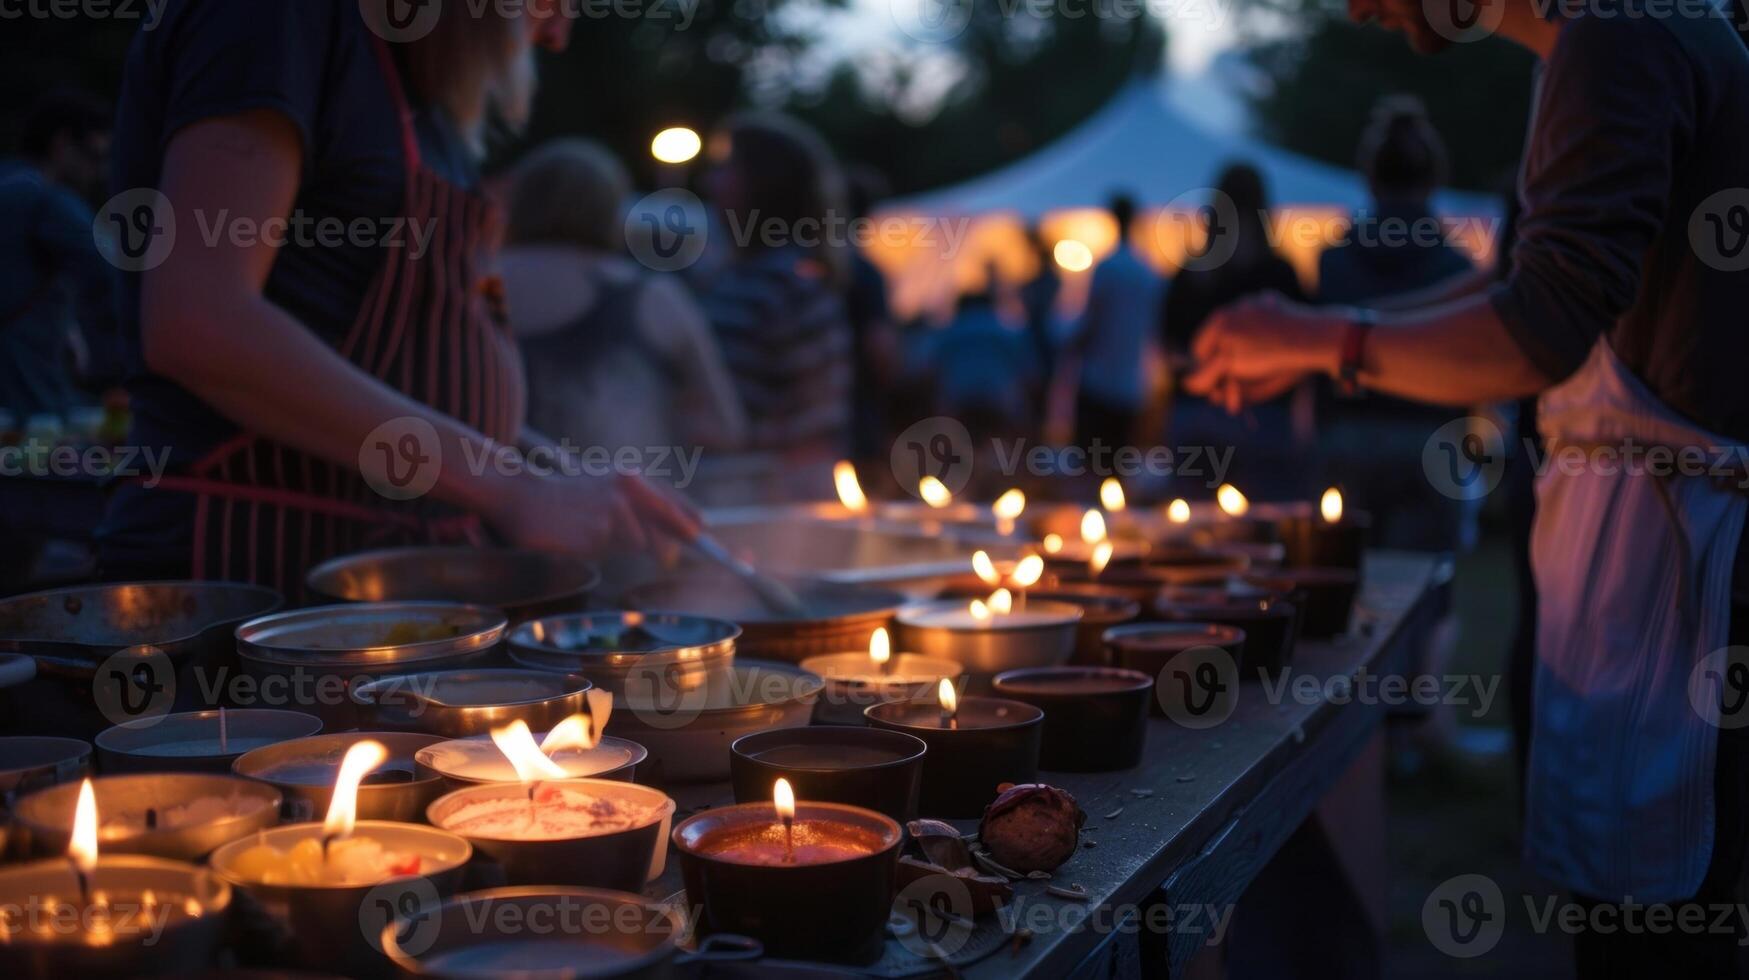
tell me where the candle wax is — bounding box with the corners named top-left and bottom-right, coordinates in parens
top-left (906, 608), bottom-right (1076, 630)
top-left (420, 741), bottom-right (636, 783)
top-left (127, 736), bottom-right (278, 758)
top-left (100, 794), bottom-right (270, 840)
top-left (695, 820), bottom-right (883, 866)
top-left (226, 835), bottom-right (423, 886)
top-left (437, 785), bottom-right (661, 841)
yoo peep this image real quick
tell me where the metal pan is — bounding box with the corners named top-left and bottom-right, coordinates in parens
top-left (306, 547), bottom-right (601, 624)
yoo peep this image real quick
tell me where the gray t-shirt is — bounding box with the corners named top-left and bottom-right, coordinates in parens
top-left (1491, 3), bottom-right (1749, 442)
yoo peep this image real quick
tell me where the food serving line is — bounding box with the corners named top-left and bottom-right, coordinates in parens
top-left (0, 478), bottom-right (1444, 978)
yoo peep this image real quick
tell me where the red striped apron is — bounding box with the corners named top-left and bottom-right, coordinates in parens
top-left (151, 37), bottom-right (524, 600)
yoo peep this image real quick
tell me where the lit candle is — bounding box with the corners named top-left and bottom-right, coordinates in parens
top-left (993, 488), bottom-right (1026, 536)
top-left (833, 460), bottom-right (869, 514)
top-left (1167, 498), bottom-right (1192, 524)
top-left (799, 628), bottom-right (963, 726)
top-left (1217, 484), bottom-right (1249, 518)
top-left (1099, 478), bottom-right (1126, 513)
top-left (866, 685), bottom-right (1045, 818)
top-left (416, 695), bottom-right (644, 786)
top-left (919, 476), bottom-right (952, 509)
top-left (1277, 486), bottom-right (1369, 572)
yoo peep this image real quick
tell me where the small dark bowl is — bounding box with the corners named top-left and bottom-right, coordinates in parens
top-left (865, 698), bottom-right (1043, 818)
top-left (1154, 595), bottom-right (1298, 679)
top-left (993, 667), bottom-right (1152, 771)
top-left (1103, 623), bottom-right (1248, 717)
top-left (1278, 511), bottom-right (1371, 572)
top-left (730, 726), bottom-right (927, 824)
top-left (673, 801), bottom-right (902, 964)
top-left (1244, 567), bottom-right (1360, 638)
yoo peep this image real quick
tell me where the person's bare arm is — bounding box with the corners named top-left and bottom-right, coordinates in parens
top-left (141, 111), bottom-right (696, 550)
top-left (1183, 291), bottom-right (1551, 412)
top-left (1363, 265), bottom-right (1493, 312)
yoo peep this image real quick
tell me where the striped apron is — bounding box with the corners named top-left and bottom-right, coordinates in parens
top-left (1524, 338), bottom-right (1748, 902)
top-left (150, 36), bottom-right (523, 600)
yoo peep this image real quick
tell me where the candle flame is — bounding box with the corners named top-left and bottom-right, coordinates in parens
top-left (1100, 478), bottom-right (1126, 512)
top-left (869, 627), bottom-right (892, 667)
top-left (969, 598), bottom-right (992, 622)
top-left (322, 740), bottom-right (389, 840)
top-left (833, 461), bottom-right (868, 512)
top-left (539, 709), bottom-right (604, 754)
top-left (919, 476), bottom-right (953, 509)
top-left (1321, 487), bottom-right (1343, 523)
top-left (1011, 554), bottom-right (1045, 588)
top-left (1090, 540), bottom-right (1115, 576)
top-left (993, 489), bottom-right (1026, 521)
top-left (938, 678), bottom-right (958, 717)
top-left (989, 588), bottom-right (1013, 615)
top-left (774, 777), bottom-right (796, 821)
top-left (971, 550), bottom-right (1001, 586)
top-left (1042, 533), bottom-right (1064, 554)
top-left (69, 778), bottom-right (98, 875)
top-left (1217, 484), bottom-right (1249, 518)
top-left (1167, 498), bottom-right (1191, 524)
top-left (491, 720), bottom-right (568, 784)
top-left (1080, 509), bottom-right (1108, 544)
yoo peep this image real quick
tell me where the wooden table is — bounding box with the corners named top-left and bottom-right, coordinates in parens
top-left (655, 551), bottom-right (1449, 978)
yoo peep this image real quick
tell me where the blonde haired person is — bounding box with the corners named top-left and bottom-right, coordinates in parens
top-left (500, 139), bottom-right (745, 472)
top-left (99, 0), bottom-right (695, 594)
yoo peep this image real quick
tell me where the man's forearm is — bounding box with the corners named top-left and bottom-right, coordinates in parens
top-left (1358, 293), bottom-right (1552, 405)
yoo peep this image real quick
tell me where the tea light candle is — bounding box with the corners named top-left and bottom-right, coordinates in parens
top-left (865, 681), bottom-right (1043, 817)
top-left (672, 781), bottom-right (901, 963)
top-left (415, 696), bottom-right (645, 786)
top-left (992, 667), bottom-right (1153, 771)
top-left (1103, 623), bottom-right (1249, 717)
top-left (894, 597), bottom-right (1081, 679)
top-left (1201, 484), bottom-right (1281, 545)
top-left (12, 773), bottom-right (281, 863)
top-left (1278, 487), bottom-right (1370, 572)
top-left (800, 627), bottom-right (962, 726)
top-left (730, 726), bottom-right (928, 823)
top-left (96, 708), bottom-right (323, 775)
top-left (0, 779), bottom-right (233, 980)
top-left (1244, 566), bottom-right (1361, 639)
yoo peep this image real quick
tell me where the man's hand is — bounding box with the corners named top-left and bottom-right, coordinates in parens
top-left (488, 472), bottom-right (702, 557)
top-left (1183, 293), bottom-right (1350, 414)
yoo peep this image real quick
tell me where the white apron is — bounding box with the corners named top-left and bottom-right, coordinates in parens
top-left (1525, 339), bottom-right (1748, 903)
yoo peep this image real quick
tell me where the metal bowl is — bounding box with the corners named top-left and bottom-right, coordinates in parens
top-left (621, 573), bottom-right (904, 665)
top-left (508, 611), bottom-right (738, 700)
top-left (426, 779), bottom-right (676, 891)
top-left (306, 547), bottom-right (601, 624)
top-left (96, 708), bottom-right (323, 774)
top-left (351, 668), bottom-right (592, 738)
top-left (232, 731), bottom-right (447, 824)
top-left (893, 599), bottom-right (1082, 676)
top-left (13, 772), bottom-right (281, 862)
top-left (607, 661), bottom-right (823, 785)
top-left (940, 584), bottom-right (1139, 666)
top-left (0, 581), bottom-right (283, 738)
top-left (235, 602), bottom-right (508, 729)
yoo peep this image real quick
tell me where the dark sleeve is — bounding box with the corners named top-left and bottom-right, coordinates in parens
top-left (159, 0), bottom-right (340, 157)
top-left (1488, 15), bottom-right (1693, 382)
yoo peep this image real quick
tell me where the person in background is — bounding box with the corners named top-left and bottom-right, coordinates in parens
top-left (696, 113), bottom-right (853, 503)
top-left (1315, 96), bottom-right (1476, 551)
top-left (1161, 165), bottom-right (1307, 497)
top-left (842, 165), bottom-right (901, 466)
top-left (501, 139), bottom-right (744, 473)
top-left (1017, 223), bottom-right (1062, 431)
top-left (98, 0), bottom-right (695, 594)
top-left (1061, 192), bottom-right (1162, 450)
top-left (1189, 0), bottom-right (1749, 972)
top-left (928, 264), bottom-right (1041, 450)
top-left (0, 89), bottom-right (116, 420)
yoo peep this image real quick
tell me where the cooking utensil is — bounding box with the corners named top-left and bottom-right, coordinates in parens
top-left (690, 532), bottom-right (809, 617)
top-left (507, 611), bottom-right (738, 699)
top-left (620, 575), bottom-right (904, 665)
top-left (305, 547), bottom-right (601, 624)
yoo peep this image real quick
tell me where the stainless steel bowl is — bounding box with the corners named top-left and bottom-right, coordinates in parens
top-left (508, 611), bottom-right (738, 700)
top-left (621, 573), bottom-right (904, 665)
top-left (232, 731), bottom-right (447, 823)
top-left (606, 661), bottom-right (822, 785)
top-left (351, 668), bottom-right (592, 738)
top-left (894, 599), bottom-right (1083, 676)
top-left (306, 547), bottom-right (601, 624)
top-left (13, 772), bottom-right (281, 862)
top-left (96, 708), bottom-right (323, 774)
top-left (0, 581), bottom-right (283, 738)
top-left (235, 602), bottom-right (508, 729)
